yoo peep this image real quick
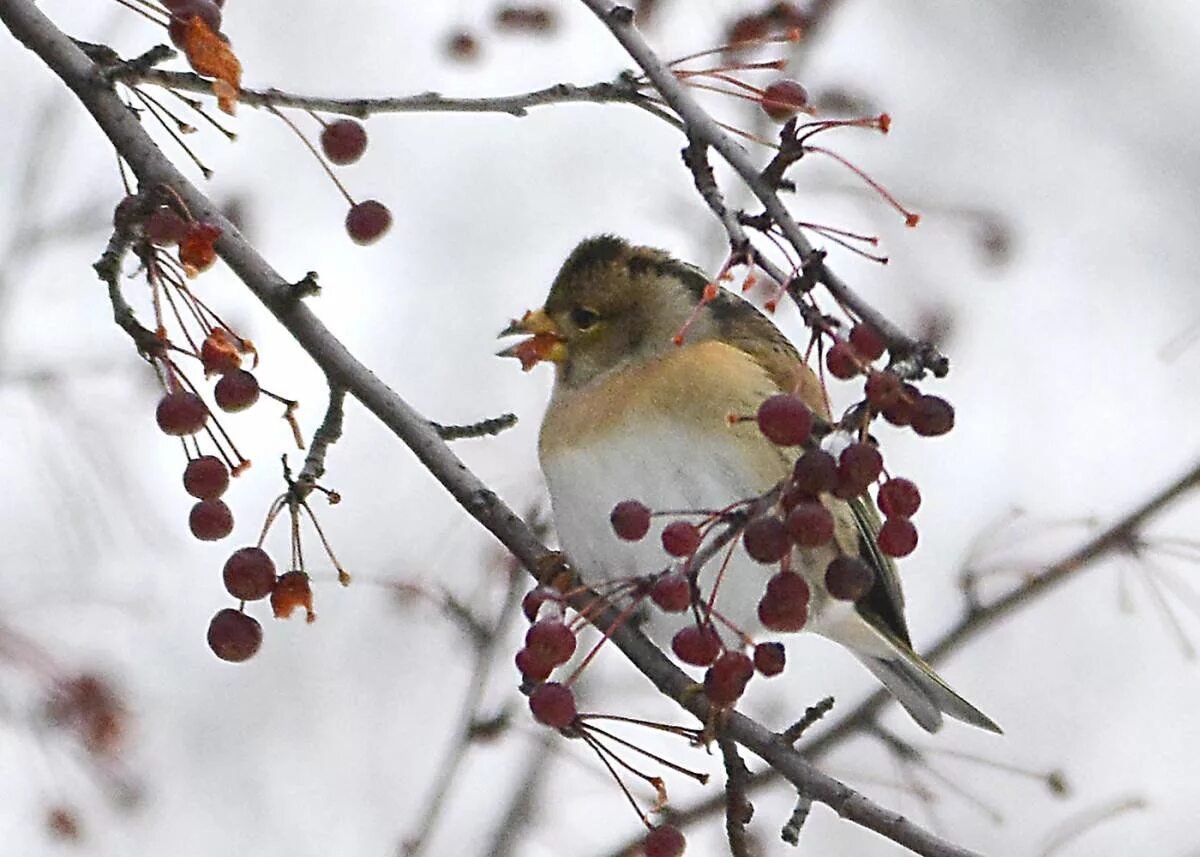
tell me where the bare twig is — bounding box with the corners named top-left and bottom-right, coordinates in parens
top-left (432, 413), bottom-right (518, 441)
top-left (296, 384), bottom-right (346, 491)
top-left (719, 737), bottom-right (754, 857)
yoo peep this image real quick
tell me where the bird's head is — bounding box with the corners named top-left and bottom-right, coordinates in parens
top-left (499, 235), bottom-right (723, 389)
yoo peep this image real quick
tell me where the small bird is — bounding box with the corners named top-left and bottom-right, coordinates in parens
top-left (501, 235), bottom-right (999, 734)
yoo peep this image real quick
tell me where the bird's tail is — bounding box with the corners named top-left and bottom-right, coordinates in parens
top-left (856, 644), bottom-right (1002, 734)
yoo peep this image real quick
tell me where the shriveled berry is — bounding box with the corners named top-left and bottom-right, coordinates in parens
top-left (207, 608), bottom-right (261, 662)
top-left (156, 391), bottom-right (208, 436)
top-left (743, 515), bottom-right (791, 563)
top-left (345, 200), bottom-right (392, 245)
top-left (515, 647), bottom-right (554, 682)
top-left (865, 371), bottom-right (902, 409)
top-left (168, 0), bottom-right (222, 48)
top-left (671, 624), bottom-right (721, 666)
top-left (825, 341), bottom-right (859, 380)
top-left (849, 323), bottom-right (886, 361)
top-left (271, 571), bottom-right (315, 621)
top-left (214, 369), bottom-right (259, 412)
top-left (661, 521), bottom-right (701, 557)
top-left (222, 546), bottom-right (276, 601)
top-left (704, 650), bottom-right (755, 704)
top-left (189, 499), bottom-right (233, 541)
top-left (878, 478), bottom-right (921, 518)
top-left (178, 221), bottom-right (221, 273)
top-left (200, 332), bottom-right (241, 375)
top-left (785, 501), bottom-right (835, 547)
top-left (644, 825), bottom-right (686, 857)
top-left (528, 682), bottom-right (576, 728)
top-left (791, 450), bottom-right (838, 497)
top-left (756, 394), bottom-right (812, 446)
top-left (525, 619), bottom-right (576, 666)
top-left (753, 642), bottom-right (786, 677)
top-left (183, 455), bottom-right (229, 500)
top-left (760, 79), bottom-right (809, 121)
top-left (145, 206), bottom-right (189, 245)
top-left (650, 572), bottom-right (691, 613)
top-left (911, 394), bottom-right (955, 437)
top-left (610, 499), bottom-right (651, 541)
top-left (825, 556), bottom-right (875, 601)
top-left (838, 442), bottom-right (883, 494)
top-left (878, 517), bottom-right (918, 557)
top-left (320, 119), bottom-right (368, 165)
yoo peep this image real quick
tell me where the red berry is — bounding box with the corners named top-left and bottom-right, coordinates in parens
top-left (671, 625), bottom-right (721, 666)
top-left (222, 547), bottom-right (276, 601)
top-left (521, 586), bottom-right (557, 622)
top-left (214, 369), bottom-right (259, 412)
top-left (825, 556), bottom-right (875, 601)
top-left (345, 200), bottom-right (392, 245)
top-left (207, 608), bottom-right (261, 663)
top-left (524, 619), bottom-right (576, 667)
top-left (849, 323), bottom-right (886, 362)
top-left (650, 572), bottom-right (691, 613)
top-left (761, 79), bottom-right (809, 121)
top-left (528, 682), bottom-right (577, 728)
top-left (864, 371), bottom-right (902, 409)
top-left (320, 119), bottom-right (368, 165)
top-left (610, 500), bottom-right (651, 541)
top-left (742, 515), bottom-right (791, 563)
top-left (825, 341), bottom-right (859, 380)
top-left (837, 442), bottom-right (883, 494)
top-left (704, 650), bottom-right (755, 704)
top-left (755, 394), bottom-right (812, 446)
top-left (445, 31), bottom-right (480, 61)
top-left (644, 825), bottom-right (686, 857)
top-left (882, 383), bottom-right (919, 427)
top-left (911, 395), bottom-right (955, 437)
top-left (145, 206), bottom-right (189, 245)
top-left (878, 517), bottom-right (918, 557)
top-left (515, 647), bottom-right (554, 682)
top-left (753, 642), bottom-right (786, 677)
top-left (791, 450), bottom-right (838, 497)
top-left (878, 478), bottom-right (921, 518)
top-left (785, 501), bottom-right (835, 547)
top-left (271, 571), bottom-right (315, 621)
top-left (661, 521), bottom-right (701, 557)
top-left (156, 390), bottom-right (208, 436)
top-left (189, 499), bottom-right (233, 541)
top-left (183, 455), bottom-right (229, 500)
top-left (167, 0), bottom-right (222, 48)
top-left (757, 571), bottom-right (810, 632)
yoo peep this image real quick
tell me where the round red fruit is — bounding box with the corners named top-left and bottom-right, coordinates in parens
top-left (145, 206), bottom-right (189, 245)
top-left (756, 394), bottom-right (812, 446)
top-left (320, 119), bottom-right (368, 165)
top-left (878, 517), bottom-right (918, 557)
top-left (661, 521), bottom-right (701, 557)
top-left (882, 383), bottom-right (918, 427)
top-left (207, 608), bottom-right (261, 663)
top-left (345, 200), bottom-right (392, 245)
top-left (785, 501), bottom-right (835, 547)
top-left (743, 515), bottom-right (791, 564)
top-left (189, 499), bottom-right (233, 541)
top-left (524, 619), bottom-right (576, 666)
top-left (610, 499), bottom-right (651, 541)
top-left (849, 323), bottom-right (886, 362)
top-left (753, 642), bottom-right (786, 677)
top-left (644, 825), bottom-right (686, 857)
top-left (761, 79), bottom-right (809, 121)
top-left (528, 682), bottom-right (577, 728)
top-left (791, 450), bottom-right (838, 497)
top-left (222, 546), bottom-right (276, 601)
top-left (837, 442), bottom-right (883, 494)
top-left (825, 556), bottom-right (875, 601)
top-left (650, 572), bottom-right (691, 613)
top-left (877, 478), bottom-right (921, 518)
top-left (167, 0), bottom-right (222, 48)
top-left (865, 371), bottom-right (902, 409)
top-left (156, 390), bottom-right (208, 436)
top-left (214, 369), bottom-right (259, 412)
top-left (521, 586), bottom-right (557, 622)
top-left (911, 394), bottom-right (955, 437)
top-left (671, 625), bottom-right (721, 666)
top-left (825, 341), bottom-right (859, 380)
top-left (183, 455), bottom-right (229, 500)
top-left (515, 647), bottom-right (554, 682)
top-left (704, 650), bottom-right (755, 704)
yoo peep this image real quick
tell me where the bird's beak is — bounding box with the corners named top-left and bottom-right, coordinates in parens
top-left (497, 308), bottom-right (567, 371)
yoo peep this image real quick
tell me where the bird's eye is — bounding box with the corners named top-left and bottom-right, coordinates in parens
top-left (571, 307), bottom-right (599, 330)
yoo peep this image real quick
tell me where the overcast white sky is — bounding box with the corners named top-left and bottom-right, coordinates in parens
top-left (3, 1), bottom-right (1200, 855)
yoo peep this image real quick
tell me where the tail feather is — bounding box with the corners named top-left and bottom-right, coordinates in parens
top-left (858, 649), bottom-right (1002, 735)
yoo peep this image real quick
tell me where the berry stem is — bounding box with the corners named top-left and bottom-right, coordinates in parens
top-left (266, 105), bottom-right (355, 206)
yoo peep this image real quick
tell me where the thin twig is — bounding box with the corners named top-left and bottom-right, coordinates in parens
top-left (718, 737), bottom-right (754, 857)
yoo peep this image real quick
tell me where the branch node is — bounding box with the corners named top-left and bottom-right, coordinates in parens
top-left (291, 270), bottom-right (321, 298)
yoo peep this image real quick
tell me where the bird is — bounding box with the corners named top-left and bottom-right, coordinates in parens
top-left (500, 234), bottom-right (999, 734)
